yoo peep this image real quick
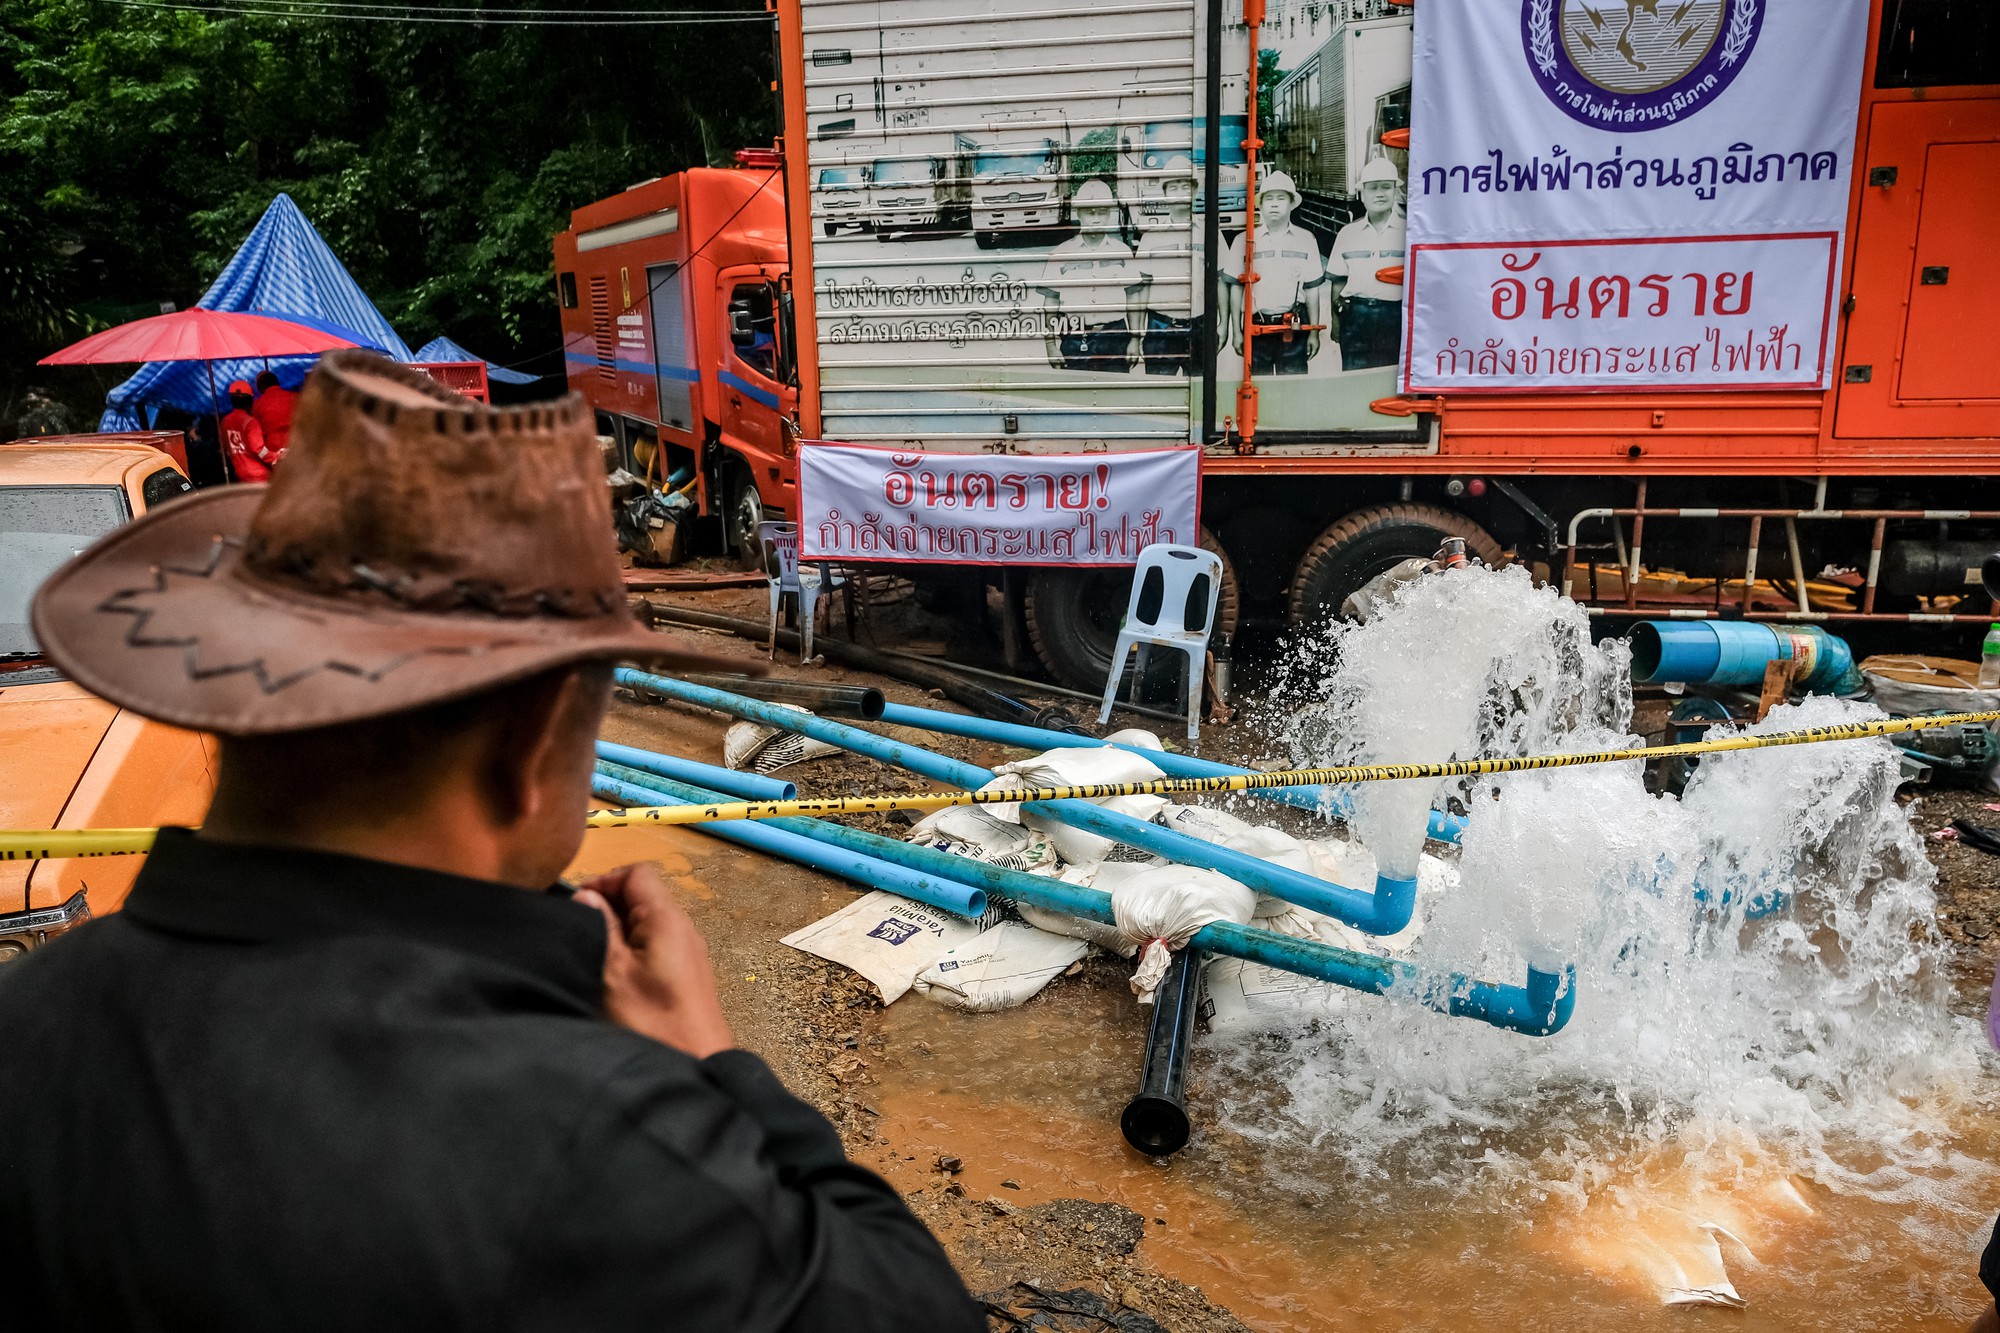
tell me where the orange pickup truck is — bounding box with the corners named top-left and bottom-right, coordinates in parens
top-left (0, 436), bottom-right (215, 959)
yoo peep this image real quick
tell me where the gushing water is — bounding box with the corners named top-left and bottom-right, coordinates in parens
top-left (1234, 563), bottom-right (1992, 1305)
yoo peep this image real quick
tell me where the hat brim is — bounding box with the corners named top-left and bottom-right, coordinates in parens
top-left (32, 487), bottom-right (748, 735)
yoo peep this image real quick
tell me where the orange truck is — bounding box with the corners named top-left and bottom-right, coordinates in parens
top-left (555, 153), bottom-right (795, 565)
top-left (0, 438), bottom-right (214, 957)
top-left (560, 0), bottom-right (1998, 691)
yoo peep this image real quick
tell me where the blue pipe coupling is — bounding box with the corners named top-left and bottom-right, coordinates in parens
top-left (1629, 620), bottom-right (1857, 693)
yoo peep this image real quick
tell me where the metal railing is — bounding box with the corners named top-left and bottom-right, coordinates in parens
top-left (1562, 478), bottom-right (2000, 623)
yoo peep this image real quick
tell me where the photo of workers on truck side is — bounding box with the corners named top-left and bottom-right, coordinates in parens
top-left (1220, 171), bottom-right (1335, 377)
top-left (1325, 155), bottom-right (1406, 370)
top-left (1133, 161), bottom-right (1202, 376)
top-left (1034, 180), bottom-right (1147, 373)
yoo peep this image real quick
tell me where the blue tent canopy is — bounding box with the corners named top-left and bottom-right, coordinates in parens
top-left (412, 335), bottom-right (540, 386)
top-left (101, 194), bottom-right (414, 429)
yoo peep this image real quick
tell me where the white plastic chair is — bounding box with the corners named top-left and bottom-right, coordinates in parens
top-left (758, 521), bottom-right (844, 663)
top-left (1097, 543), bottom-right (1223, 740)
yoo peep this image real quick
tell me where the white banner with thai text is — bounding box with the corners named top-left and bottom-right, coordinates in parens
top-left (798, 443), bottom-right (1201, 566)
top-left (1403, 0), bottom-right (1867, 393)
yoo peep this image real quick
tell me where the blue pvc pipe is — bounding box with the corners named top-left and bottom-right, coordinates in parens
top-left (615, 669), bottom-right (1421, 934)
top-left (595, 741), bottom-right (795, 802)
top-left (874, 700), bottom-right (1466, 845)
top-left (1630, 620), bottom-right (1856, 693)
top-left (598, 726), bottom-right (1574, 1036)
top-left (756, 782), bottom-right (1572, 1037)
top-left (592, 766), bottom-right (988, 919)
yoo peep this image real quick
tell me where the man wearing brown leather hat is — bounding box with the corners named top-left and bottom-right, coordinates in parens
top-left (0, 351), bottom-right (982, 1332)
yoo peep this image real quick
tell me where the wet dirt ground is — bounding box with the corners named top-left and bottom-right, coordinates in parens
top-left (571, 593), bottom-right (2000, 1331)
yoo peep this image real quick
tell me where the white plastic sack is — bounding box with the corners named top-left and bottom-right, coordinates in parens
top-left (723, 720), bottom-right (841, 774)
top-left (912, 920), bottom-right (1088, 1011)
top-left (1103, 728), bottom-right (1166, 751)
top-left (1012, 861), bottom-right (1162, 956)
top-left (979, 747), bottom-right (1170, 868)
top-left (779, 891), bottom-right (991, 1004)
top-left (907, 805), bottom-right (1061, 875)
top-left (1156, 804), bottom-right (1315, 879)
top-left (1110, 864), bottom-right (1256, 1003)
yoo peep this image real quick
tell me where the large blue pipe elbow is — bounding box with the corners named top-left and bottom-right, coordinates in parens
top-left (1630, 620), bottom-right (1856, 693)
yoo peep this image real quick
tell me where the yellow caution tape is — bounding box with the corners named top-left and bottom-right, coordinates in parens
top-left (6, 709), bottom-right (1995, 861)
top-left (0, 828), bottom-right (160, 861)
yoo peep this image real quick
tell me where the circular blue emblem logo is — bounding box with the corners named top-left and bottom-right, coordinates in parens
top-left (1522, 0), bottom-right (1763, 131)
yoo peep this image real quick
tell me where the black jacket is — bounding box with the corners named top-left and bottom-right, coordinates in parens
top-left (0, 830), bottom-right (982, 1332)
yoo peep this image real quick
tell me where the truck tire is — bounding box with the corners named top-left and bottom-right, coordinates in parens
top-left (1025, 529), bottom-right (1240, 693)
top-left (975, 230), bottom-right (997, 249)
top-left (720, 457), bottom-right (765, 568)
top-left (1288, 503), bottom-right (1503, 629)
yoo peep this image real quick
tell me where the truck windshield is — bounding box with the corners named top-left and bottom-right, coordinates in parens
top-left (1136, 122), bottom-right (1192, 170)
top-left (819, 167), bottom-right (863, 187)
top-left (0, 485), bottom-right (131, 656)
top-left (1191, 115), bottom-right (1249, 167)
top-left (973, 150), bottom-right (1049, 179)
top-left (870, 157), bottom-right (935, 184)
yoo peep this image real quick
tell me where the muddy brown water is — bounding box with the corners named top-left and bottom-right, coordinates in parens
top-left (578, 626), bottom-right (1998, 1330)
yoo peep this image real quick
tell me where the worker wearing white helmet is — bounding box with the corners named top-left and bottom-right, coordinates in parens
top-left (1132, 153), bottom-right (1201, 376)
top-left (1036, 178), bottom-right (1144, 373)
top-left (1327, 155), bottom-right (1407, 371)
top-left (1220, 169), bottom-right (1330, 376)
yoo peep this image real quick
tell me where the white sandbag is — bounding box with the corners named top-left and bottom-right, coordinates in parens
top-left (1110, 865), bottom-right (1256, 1003)
top-left (1103, 728), bottom-right (1165, 751)
top-left (912, 920), bottom-right (1089, 1011)
top-left (978, 746), bottom-right (1170, 868)
top-left (907, 805), bottom-right (1062, 874)
top-left (1012, 861), bottom-right (1161, 956)
top-left (1156, 804), bottom-right (1315, 880)
top-left (780, 891), bottom-right (991, 1004)
top-left (1014, 903), bottom-right (1135, 956)
top-left (723, 719), bottom-right (841, 774)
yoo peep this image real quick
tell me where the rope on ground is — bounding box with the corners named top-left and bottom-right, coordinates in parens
top-left (6, 709), bottom-right (1993, 862)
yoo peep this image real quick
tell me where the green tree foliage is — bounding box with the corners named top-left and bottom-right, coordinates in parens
top-left (1257, 48), bottom-right (1281, 131)
top-left (0, 0), bottom-right (775, 414)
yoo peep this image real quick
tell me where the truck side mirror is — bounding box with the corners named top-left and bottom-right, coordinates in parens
top-left (729, 300), bottom-right (756, 346)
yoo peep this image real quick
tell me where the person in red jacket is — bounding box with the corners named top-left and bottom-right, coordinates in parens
top-left (251, 370), bottom-right (298, 460)
top-left (219, 380), bottom-right (278, 483)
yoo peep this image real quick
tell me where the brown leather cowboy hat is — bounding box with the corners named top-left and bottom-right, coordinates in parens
top-left (32, 350), bottom-right (743, 735)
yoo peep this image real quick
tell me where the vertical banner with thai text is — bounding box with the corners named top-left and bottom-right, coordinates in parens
top-left (799, 442), bottom-right (1200, 565)
top-left (1403, 0), bottom-right (1868, 393)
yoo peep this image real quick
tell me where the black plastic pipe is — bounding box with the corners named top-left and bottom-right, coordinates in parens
top-left (641, 601), bottom-right (1081, 732)
top-left (1120, 948), bottom-right (1204, 1157)
top-left (678, 673), bottom-right (886, 720)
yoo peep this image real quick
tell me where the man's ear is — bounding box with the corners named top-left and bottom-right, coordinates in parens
top-left (480, 669), bottom-right (586, 828)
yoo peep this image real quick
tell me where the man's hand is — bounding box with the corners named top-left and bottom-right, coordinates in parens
top-left (574, 863), bottom-right (734, 1059)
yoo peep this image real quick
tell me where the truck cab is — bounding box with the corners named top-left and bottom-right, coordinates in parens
top-left (970, 134), bottom-right (1069, 247)
top-left (868, 137), bottom-right (973, 236)
top-left (554, 159), bottom-right (797, 562)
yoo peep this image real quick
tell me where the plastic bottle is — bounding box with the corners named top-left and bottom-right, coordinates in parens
top-left (1981, 623), bottom-right (2000, 689)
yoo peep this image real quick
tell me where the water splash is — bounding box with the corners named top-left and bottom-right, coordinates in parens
top-left (1227, 563), bottom-right (1992, 1301)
